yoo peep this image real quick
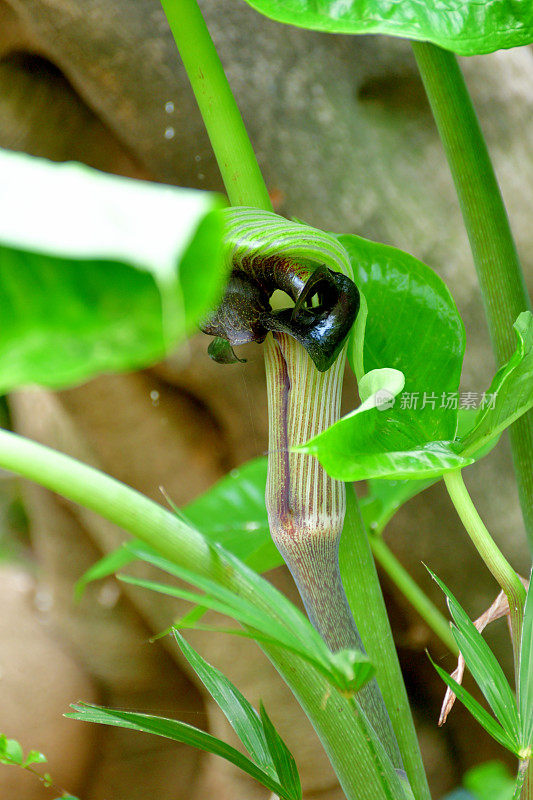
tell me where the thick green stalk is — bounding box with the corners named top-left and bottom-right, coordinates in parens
top-left (160, 0), bottom-right (271, 210)
top-left (412, 42), bottom-right (533, 549)
top-left (264, 334), bottom-right (404, 776)
top-left (443, 470), bottom-right (526, 662)
top-left (0, 428), bottom-right (401, 800)
top-left (160, 0), bottom-right (412, 789)
top-left (340, 486), bottom-right (432, 800)
top-left (370, 534), bottom-right (458, 656)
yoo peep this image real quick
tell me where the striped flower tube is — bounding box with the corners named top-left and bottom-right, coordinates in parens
top-left (203, 208), bottom-right (403, 774)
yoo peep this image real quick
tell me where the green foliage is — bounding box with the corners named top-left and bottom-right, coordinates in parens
top-left (182, 457), bottom-right (279, 571)
top-left (463, 761), bottom-right (516, 800)
top-left (458, 312), bottom-right (533, 457)
top-left (0, 734), bottom-right (78, 798)
top-left (299, 381), bottom-right (472, 480)
top-left (68, 700), bottom-right (300, 800)
top-left (175, 630), bottom-right (278, 771)
top-left (78, 538), bottom-right (375, 696)
top-left (174, 630), bottom-right (302, 799)
top-left (237, 0), bottom-right (533, 56)
top-left (0, 147), bottom-right (226, 393)
top-left (0, 734), bottom-right (46, 769)
top-left (428, 570), bottom-right (529, 758)
top-left (300, 307), bottom-right (533, 481)
top-left (343, 233), bottom-right (465, 443)
top-left (297, 235), bottom-right (472, 479)
top-left (442, 761), bottom-right (516, 800)
top-left (519, 575), bottom-right (533, 753)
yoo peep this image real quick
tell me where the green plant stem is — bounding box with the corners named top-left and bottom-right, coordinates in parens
top-left (513, 760), bottom-right (531, 800)
top-left (160, 3), bottom-right (421, 794)
top-left (160, 0), bottom-right (271, 210)
top-left (370, 534), bottom-right (459, 656)
top-left (0, 431), bottom-right (403, 800)
top-left (412, 42), bottom-right (533, 551)
top-left (340, 485), bottom-right (432, 800)
top-left (443, 470), bottom-right (526, 662)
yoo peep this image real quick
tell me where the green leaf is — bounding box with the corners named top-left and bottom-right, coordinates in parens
top-left (0, 736), bottom-right (23, 765)
top-left (297, 235), bottom-right (471, 480)
top-left (183, 458), bottom-right (281, 571)
top-left (238, 0), bottom-right (533, 56)
top-left (360, 477), bottom-right (437, 536)
top-left (109, 539), bottom-right (374, 697)
top-left (173, 631), bottom-right (275, 774)
top-left (464, 761), bottom-right (516, 800)
top-left (429, 570), bottom-right (520, 743)
top-left (75, 460), bottom-right (280, 597)
top-left (342, 234), bottom-right (465, 444)
top-left (427, 653), bottom-right (519, 756)
top-left (259, 703), bottom-right (302, 800)
top-left (67, 703), bottom-right (293, 799)
top-left (518, 572), bottom-right (533, 751)
top-left (0, 147), bottom-right (226, 393)
top-left (23, 750), bottom-right (47, 768)
top-left (458, 312), bottom-right (533, 458)
top-left (120, 568), bottom-right (374, 695)
top-left (300, 428), bottom-right (471, 481)
top-left (358, 410), bottom-right (501, 536)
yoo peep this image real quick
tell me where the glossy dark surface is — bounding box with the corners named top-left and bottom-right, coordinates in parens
top-left (201, 261), bottom-right (360, 371)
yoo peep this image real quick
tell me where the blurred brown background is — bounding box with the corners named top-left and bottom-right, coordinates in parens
top-left (0, 1), bottom-right (531, 797)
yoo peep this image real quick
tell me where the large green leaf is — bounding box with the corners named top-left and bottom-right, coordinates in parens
top-left (357, 410), bottom-right (500, 534)
top-left (0, 147), bottom-right (225, 393)
top-left (458, 312), bottom-right (533, 458)
top-left (238, 0), bottom-right (533, 56)
top-left (342, 234), bottom-right (465, 444)
top-left (67, 703), bottom-right (297, 800)
top-left (298, 368), bottom-right (472, 480)
top-left (297, 235), bottom-right (475, 480)
top-left (182, 458), bottom-right (281, 571)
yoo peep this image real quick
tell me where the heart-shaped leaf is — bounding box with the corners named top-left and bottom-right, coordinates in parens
top-left (239, 0), bottom-right (533, 56)
top-left (0, 147), bottom-right (226, 393)
top-left (342, 234), bottom-right (465, 444)
top-left (298, 359), bottom-right (471, 480)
